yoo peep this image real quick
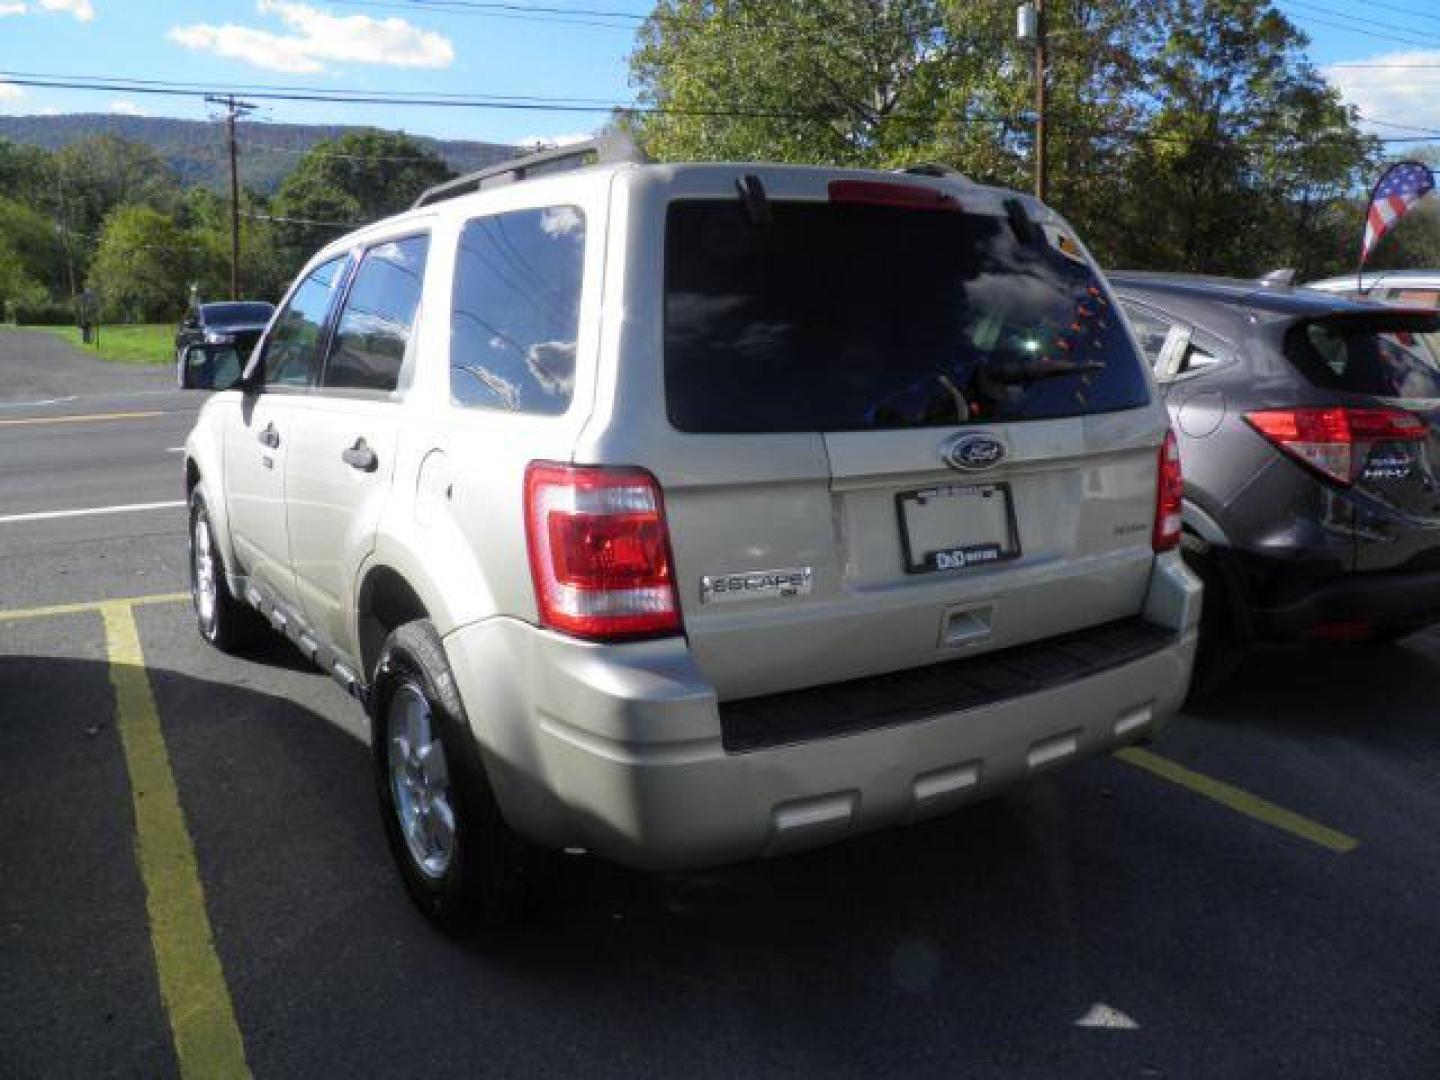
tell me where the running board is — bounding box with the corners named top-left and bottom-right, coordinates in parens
top-left (240, 579), bottom-right (368, 704)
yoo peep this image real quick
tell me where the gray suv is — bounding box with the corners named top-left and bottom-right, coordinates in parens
top-left (1114, 273), bottom-right (1440, 693)
top-left (182, 142), bottom-right (1199, 930)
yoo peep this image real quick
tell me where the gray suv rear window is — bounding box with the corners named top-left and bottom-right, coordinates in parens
top-left (1284, 316), bottom-right (1440, 399)
top-left (664, 199), bottom-right (1149, 432)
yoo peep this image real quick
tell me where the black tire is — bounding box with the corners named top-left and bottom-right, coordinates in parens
top-left (188, 487), bottom-right (264, 652)
top-left (371, 619), bottom-right (544, 933)
top-left (1181, 532), bottom-right (1246, 703)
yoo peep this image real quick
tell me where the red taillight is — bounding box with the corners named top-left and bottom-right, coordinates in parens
top-left (523, 462), bottom-right (682, 641)
top-left (1243, 407), bottom-right (1425, 487)
top-left (827, 179), bottom-right (961, 211)
top-left (1154, 429), bottom-right (1183, 553)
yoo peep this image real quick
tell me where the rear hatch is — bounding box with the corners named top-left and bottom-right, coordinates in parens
top-left (637, 173), bottom-right (1168, 700)
top-left (1274, 310), bottom-right (1440, 571)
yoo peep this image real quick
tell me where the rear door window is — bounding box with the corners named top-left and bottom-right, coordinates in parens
top-left (1284, 316), bottom-right (1440, 398)
top-left (449, 206), bottom-right (585, 415)
top-left (664, 199), bottom-right (1150, 432)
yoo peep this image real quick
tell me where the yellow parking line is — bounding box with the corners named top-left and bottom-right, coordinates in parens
top-left (101, 601), bottom-right (251, 1079)
top-left (1116, 746), bottom-right (1360, 855)
top-left (0, 592), bottom-right (189, 622)
top-left (0, 410), bottom-right (166, 427)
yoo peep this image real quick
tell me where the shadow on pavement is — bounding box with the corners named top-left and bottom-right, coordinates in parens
top-left (5, 645), bottom-right (1440, 1079)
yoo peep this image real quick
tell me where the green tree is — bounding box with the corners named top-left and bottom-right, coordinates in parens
top-left (273, 130), bottom-right (453, 265)
top-left (1114, 0), bottom-right (1375, 277)
top-left (87, 205), bottom-right (193, 322)
top-left (0, 196), bottom-right (64, 299)
top-left (626, 0), bottom-right (1376, 278)
top-left (0, 233), bottom-right (49, 321)
top-left (180, 186), bottom-right (290, 302)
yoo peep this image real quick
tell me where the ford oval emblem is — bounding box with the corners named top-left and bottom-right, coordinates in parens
top-left (943, 433), bottom-right (1007, 471)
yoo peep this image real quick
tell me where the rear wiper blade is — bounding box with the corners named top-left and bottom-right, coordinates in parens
top-left (983, 358), bottom-right (1105, 385)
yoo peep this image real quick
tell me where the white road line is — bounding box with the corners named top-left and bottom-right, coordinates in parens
top-left (0, 396), bottom-right (77, 410)
top-left (0, 500), bottom-right (185, 525)
top-left (166, 447), bottom-right (185, 453)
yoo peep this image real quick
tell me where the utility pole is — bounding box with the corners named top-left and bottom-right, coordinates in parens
top-left (1017, 1), bottom-right (1047, 202)
top-left (206, 94), bottom-right (256, 300)
top-left (1034, 0), bottom-right (1046, 203)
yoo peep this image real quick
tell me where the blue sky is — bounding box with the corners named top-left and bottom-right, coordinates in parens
top-left (0, 0), bottom-right (1436, 148)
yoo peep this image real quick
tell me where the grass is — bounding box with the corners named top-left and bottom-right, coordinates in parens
top-left (18, 323), bottom-right (174, 366)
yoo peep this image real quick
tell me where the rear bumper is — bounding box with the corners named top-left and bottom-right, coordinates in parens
top-left (1253, 566), bottom-right (1440, 637)
top-left (444, 555), bottom-right (1199, 871)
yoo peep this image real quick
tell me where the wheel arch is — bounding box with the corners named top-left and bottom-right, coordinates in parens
top-left (356, 564), bottom-right (432, 686)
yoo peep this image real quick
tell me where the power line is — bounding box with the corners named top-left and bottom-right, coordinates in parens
top-left (1275, 1), bottom-right (1440, 50)
top-left (239, 140), bottom-right (459, 162)
top-left (0, 73), bottom-right (1030, 125)
top-left (243, 211), bottom-right (363, 229)
top-left (1356, 0), bottom-right (1440, 25)
top-left (325, 0), bottom-right (635, 30)
top-left (1280, 0), bottom-right (1440, 43)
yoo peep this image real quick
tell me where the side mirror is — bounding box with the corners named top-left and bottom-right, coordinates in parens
top-left (179, 345), bottom-right (249, 391)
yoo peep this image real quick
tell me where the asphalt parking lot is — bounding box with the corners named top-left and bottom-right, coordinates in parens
top-left (2, 327), bottom-right (1438, 1078)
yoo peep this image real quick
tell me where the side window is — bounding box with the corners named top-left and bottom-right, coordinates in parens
top-left (1176, 342), bottom-right (1221, 376)
top-left (1123, 305), bottom-right (1175, 371)
top-left (263, 256), bottom-right (347, 387)
top-left (322, 235), bottom-right (430, 393)
top-left (450, 206), bottom-right (586, 415)
top-left (1389, 288), bottom-right (1440, 308)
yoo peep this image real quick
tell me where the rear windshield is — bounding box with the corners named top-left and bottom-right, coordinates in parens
top-left (663, 199), bottom-right (1150, 432)
top-left (203, 302), bottom-right (274, 327)
top-left (1283, 315), bottom-right (1440, 398)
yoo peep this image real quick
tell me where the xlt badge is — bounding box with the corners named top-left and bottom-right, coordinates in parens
top-left (701, 567), bottom-right (813, 604)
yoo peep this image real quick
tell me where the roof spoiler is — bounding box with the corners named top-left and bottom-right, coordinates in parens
top-left (412, 133), bottom-right (649, 209)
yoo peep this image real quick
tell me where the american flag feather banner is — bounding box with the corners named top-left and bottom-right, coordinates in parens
top-left (1360, 161), bottom-right (1435, 273)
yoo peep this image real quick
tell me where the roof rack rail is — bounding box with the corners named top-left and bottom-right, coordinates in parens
top-left (411, 133), bottom-right (649, 209)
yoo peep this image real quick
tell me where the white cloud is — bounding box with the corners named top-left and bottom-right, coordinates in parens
top-left (540, 205), bottom-right (584, 238)
top-left (38, 106), bottom-right (60, 116)
top-left (0, 82), bottom-right (25, 103)
top-left (169, 0), bottom-right (454, 75)
top-left (39, 0), bottom-right (93, 20)
top-left (0, 4), bottom-right (28, 17)
top-left (1325, 51), bottom-right (1440, 136)
top-left (108, 100), bottom-right (146, 116)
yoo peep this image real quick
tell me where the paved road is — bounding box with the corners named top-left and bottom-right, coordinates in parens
top-left (2, 327), bottom-right (1438, 1078)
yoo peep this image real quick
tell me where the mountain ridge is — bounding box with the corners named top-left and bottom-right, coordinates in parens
top-left (0, 113), bottom-right (516, 194)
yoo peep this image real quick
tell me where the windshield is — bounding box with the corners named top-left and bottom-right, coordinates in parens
top-left (202, 302), bottom-right (275, 327)
top-left (1283, 315), bottom-right (1440, 398)
top-left (663, 199), bottom-right (1149, 433)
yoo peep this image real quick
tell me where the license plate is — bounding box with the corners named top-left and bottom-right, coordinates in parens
top-left (897, 482), bottom-right (1019, 574)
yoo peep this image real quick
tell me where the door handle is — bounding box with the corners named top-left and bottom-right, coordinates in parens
top-left (257, 423), bottom-right (280, 449)
top-left (342, 438), bottom-right (378, 473)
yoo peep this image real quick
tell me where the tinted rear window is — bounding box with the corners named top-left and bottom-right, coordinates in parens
top-left (1284, 316), bottom-right (1440, 398)
top-left (664, 199), bottom-right (1149, 432)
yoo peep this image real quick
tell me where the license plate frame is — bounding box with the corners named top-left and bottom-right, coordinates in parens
top-left (896, 482), bottom-right (1021, 575)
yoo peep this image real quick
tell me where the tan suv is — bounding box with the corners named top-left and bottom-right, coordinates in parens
top-left (182, 141), bottom-right (1200, 930)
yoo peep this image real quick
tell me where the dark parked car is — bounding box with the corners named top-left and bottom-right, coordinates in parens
top-left (1112, 272), bottom-right (1440, 693)
top-left (175, 301), bottom-right (274, 388)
